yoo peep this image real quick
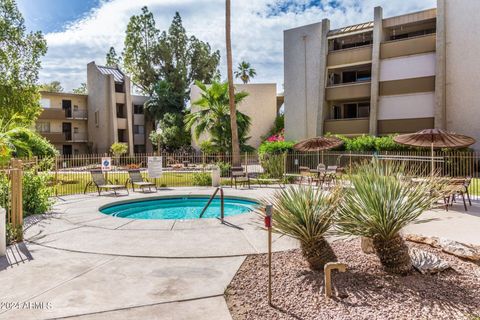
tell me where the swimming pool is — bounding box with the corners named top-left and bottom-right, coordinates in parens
top-left (100, 196), bottom-right (259, 220)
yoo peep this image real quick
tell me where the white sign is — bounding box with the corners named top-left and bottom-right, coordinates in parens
top-left (148, 156), bottom-right (163, 178)
top-left (101, 157), bottom-right (112, 171)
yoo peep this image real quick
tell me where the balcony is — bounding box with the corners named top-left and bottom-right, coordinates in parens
top-left (327, 45), bottom-right (372, 67)
top-left (324, 118), bottom-right (369, 136)
top-left (326, 82), bottom-right (371, 101)
top-left (380, 34), bottom-right (436, 59)
top-left (39, 132), bottom-right (66, 143)
top-left (38, 108), bottom-right (65, 120)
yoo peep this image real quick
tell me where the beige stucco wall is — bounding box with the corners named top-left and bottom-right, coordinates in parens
top-left (87, 62), bottom-right (113, 154)
top-left (444, 0), bottom-right (480, 150)
top-left (189, 83), bottom-right (277, 150)
top-left (284, 22), bottom-right (325, 141)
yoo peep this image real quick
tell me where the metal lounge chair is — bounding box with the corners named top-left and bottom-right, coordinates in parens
top-left (231, 166), bottom-right (250, 189)
top-left (127, 169), bottom-right (157, 192)
top-left (84, 170), bottom-right (129, 196)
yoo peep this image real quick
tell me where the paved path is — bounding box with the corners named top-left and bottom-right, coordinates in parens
top-left (405, 200), bottom-right (480, 245)
top-left (0, 187), bottom-right (298, 319)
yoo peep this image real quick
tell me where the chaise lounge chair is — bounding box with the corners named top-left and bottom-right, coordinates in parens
top-left (126, 169), bottom-right (157, 192)
top-left (84, 170), bottom-right (129, 196)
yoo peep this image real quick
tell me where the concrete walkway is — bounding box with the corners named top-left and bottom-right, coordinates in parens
top-left (405, 200), bottom-right (480, 246)
top-left (0, 187), bottom-right (298, 319)
top-left (1, 186), bottom-right (479, 319)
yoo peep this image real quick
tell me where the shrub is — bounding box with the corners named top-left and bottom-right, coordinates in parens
top-left (22, 170), bottom-right (53, 216)
top-left (336, 160), bottom-right (447, 274)
top-left (199, 140), bottom-right (218, 154)
top-left (258, 141), bottom-right (295, 155)
top-left (215, 161), bottom-right (231, 177)
top-left (258, 141), bottom-right (294, 178)
top-left (110, 143), bottom-right (128, 156)
top-left (192, 172), bottom-right (212, 186)
top-left (264, 185), bottom-right (340, 270)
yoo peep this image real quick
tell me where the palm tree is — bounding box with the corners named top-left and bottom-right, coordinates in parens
top-left (265, 185), bottom-right (340, 270)
top-left (234, 61), bottom-right (256, 84)
top-left (225, 0), bottom-right (241, 166)
top-left (185, 81), bottom-right (252, 152)
top-left (336, 160), bottom-right (446, 274)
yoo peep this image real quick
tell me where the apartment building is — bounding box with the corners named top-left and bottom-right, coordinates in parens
top-left (38, 91), bottom-right (89, 155)
top-left (284, 0), bottom-right (480, 150)
top-left (37, 62), bottom-right (151, 155)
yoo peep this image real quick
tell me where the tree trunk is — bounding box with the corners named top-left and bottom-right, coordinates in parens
top-left (373, 233), bottom-right (412, 274)
top-left (225, 0), bottom-right (241, 167)
top-left (300, 237), bottom-right (337, 271)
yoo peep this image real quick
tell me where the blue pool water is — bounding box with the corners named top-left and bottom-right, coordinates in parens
top-left (100, 197), bottom-right (259, 220)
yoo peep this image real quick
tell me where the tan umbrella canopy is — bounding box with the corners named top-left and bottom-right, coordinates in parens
top-left (294, 137), bottom-right (343, 165)
top-left (393, 129), bottom-right (476, 174)
top-left (293, 136), bottom-right (343, 152)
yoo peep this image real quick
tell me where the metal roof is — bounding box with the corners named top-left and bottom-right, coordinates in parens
top-left (328, 21), bottom-right (374, 37)
top-left (96, 65), bottom-right (124, 83)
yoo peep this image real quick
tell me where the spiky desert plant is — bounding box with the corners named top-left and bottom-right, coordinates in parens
top-left (264, 185), bottom-right (340, 270)
top-left (336, 159), bottom-right (446, 274)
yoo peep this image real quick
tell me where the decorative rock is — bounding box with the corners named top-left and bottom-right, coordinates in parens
top-left (360, 237), bottom-right (375, 254)
top-left (405, 234), bottom-right (480, 262)
top-left (410, 248), bottom-right (451, 274)
top-left (437, 238), bottom-right (480, 261)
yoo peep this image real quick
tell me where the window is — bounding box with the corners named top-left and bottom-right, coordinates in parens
top-left (134, 145), bottom-right (146, 153)
top-left (134, 125), bottom-right (145, 134)
top-left (116, 104), bottom-right (125, 118)
top-left (330, 102), bottom-right (370, 120)
top-left (358, 103), bottom-right (370, 118)
top-left (74, 127), bottom-right (79, 134)
top-left (40, 98), bottom-right (50, 109)
top-left (343, 103), bottom-right (358, 118)
top-left (115, 83), bottom-right (124, 93)
top-left (36, 122), bottom-right (50, 133)
top-left (118, 129), bottom-right (127, 143)
top-left (95, 111), bottom-right (99, 127)
top-left (74, 105), bottom-right (79, 111)
top-left (134, 105), bottom-right (144, 114)
top-left (332, 106), bottom-right (341, 120)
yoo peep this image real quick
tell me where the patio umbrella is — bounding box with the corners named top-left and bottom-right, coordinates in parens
top-left (393, 129), bottom-right (476, 175)
top-left (294, 137), bottom-right (343, 164)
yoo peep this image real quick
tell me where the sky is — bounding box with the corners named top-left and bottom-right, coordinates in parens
top-left (17, 0), bottom-right (436, 92)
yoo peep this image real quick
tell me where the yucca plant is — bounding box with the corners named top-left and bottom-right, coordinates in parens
top-left (263, 185), bottom-right (340, 270)
top-left (336, 159), bottom-right (446, 274)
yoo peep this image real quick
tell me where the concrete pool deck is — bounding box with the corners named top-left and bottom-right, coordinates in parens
top-left (1, 186), bottom-right (479, 319)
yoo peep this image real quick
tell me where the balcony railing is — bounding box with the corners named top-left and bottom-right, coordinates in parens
top-left (67, 110), bottom-right (88, 119)
top-left (73, 132), bottom-right (88, 142)
top-left (325, 82), bottom-right (371, 101)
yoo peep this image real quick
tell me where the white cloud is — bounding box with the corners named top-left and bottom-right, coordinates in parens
top-left (40, 0), bottom-right (436, 92)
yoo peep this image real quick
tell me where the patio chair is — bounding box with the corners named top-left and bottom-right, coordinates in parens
top-left (231, 166), bottom-right (250, 189)
top-left (299, 166), bottom-right (311, 184)
top-left (449, 178), bottom-right (470, 211)
top-left (83, 170), bottom-right (129, 196)
top-left (127, 169), bottom-right (157, 192)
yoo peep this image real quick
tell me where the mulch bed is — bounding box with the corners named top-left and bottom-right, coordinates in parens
top-left (225, 238), bottom-right (480, 320)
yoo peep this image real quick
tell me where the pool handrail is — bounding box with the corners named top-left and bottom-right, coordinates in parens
top-left (199, 187), bottom-right (224, 223)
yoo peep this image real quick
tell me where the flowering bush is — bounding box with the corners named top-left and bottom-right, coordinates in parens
top-left (266, 129), bottom-right (285, 142)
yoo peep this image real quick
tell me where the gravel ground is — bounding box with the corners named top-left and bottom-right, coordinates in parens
top-left (225, 238), bottom-right (480, 320)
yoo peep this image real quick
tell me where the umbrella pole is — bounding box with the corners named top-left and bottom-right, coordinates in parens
top-left (431, 142), bottom-right (434, 176)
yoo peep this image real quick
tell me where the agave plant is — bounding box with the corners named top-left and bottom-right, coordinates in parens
top-left (336, 159), bottom-right (446, 274)
top-left (264, 185), bottom-right (340, 270)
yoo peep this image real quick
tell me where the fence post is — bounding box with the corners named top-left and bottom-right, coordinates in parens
top-left (54, 154), bottom-right (59, 197)
top-left (10, 159), bottom-right (23, 241)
